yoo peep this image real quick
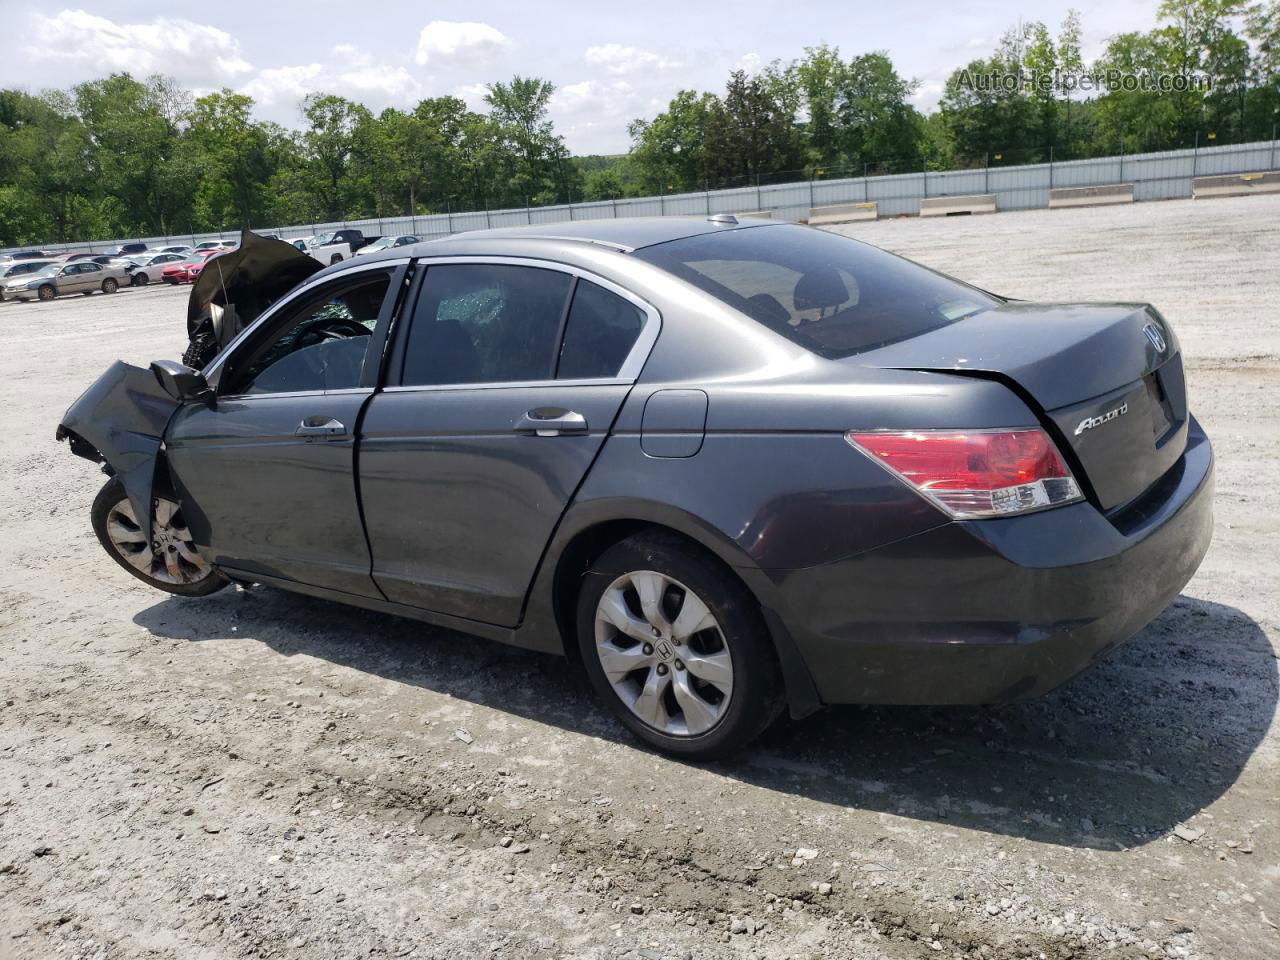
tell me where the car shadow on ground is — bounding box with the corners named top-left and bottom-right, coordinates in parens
top-left (133, 588), bottom-right (1275, 851)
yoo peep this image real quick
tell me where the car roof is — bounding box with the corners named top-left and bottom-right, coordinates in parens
top-left (440, 216), bottom-right (771, 252)
top-left (303, 216), bottom-right (781, 286)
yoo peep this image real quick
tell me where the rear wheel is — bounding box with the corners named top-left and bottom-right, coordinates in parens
top-left (91, 478), bottom-right (227, 597)
top-left (37, 285), bottom-right (55, 301)
top-left (576, 532), bottom-right (782, 759)
top-left (102, 277), bottom-right (118, 294)
top-left (329, 253), bottom-right (343, 265)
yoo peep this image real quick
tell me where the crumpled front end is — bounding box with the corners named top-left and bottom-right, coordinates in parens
top-left (56, 361), bottom-right (180, 544)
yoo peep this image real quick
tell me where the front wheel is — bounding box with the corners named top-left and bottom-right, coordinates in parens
top-left (576, 532), bottom-right (782, 760)
top-left (133, 272), bottom-right (149, 286)
top-left (91, 478), bottom-right (228, 597)
top-left (37, 285), bottom-right (56, 301)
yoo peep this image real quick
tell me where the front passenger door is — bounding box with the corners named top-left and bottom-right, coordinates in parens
top-left (165, 265), bottom-right (405, 596)
top-left (58, 264), bottom-right (83, 293)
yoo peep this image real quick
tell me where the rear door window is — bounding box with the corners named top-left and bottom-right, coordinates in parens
top-left (400, 264), bottom-right (572, 386)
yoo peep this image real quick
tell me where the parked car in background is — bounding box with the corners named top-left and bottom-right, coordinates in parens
top-left (0, 259), bottom-right (62, 300)
top-left (148, 244), bottom-right (192, 255)
top-left (1, 250), bottom-right (55, 263)
top-left (162, 251), bottom-right (219, 285)
top-left (100, 242), bottom-right (149, 258)
top-left (62, 252), bottom-right (104, 262)
top-left (354, 235), bottom-right (419, 256)
top-left (128, 252), bottom-right (187, 285)
top-left (4, 259), bottom-right (130, 301)
top-left (306, 229), bottom-right (370, 264)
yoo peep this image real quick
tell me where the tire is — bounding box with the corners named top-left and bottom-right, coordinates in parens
top-left (329, 253), bottom-right (343, 265)
top-left (133, 272), bottom-right (149, 286)
top-left (91, 478), bottom-right (228, 597)
top-left (37, 285), bottom-right (55, 301)
top-left (102, 277), bottom-right (118, 294)
top-left (576, 531), bottom-right (783, 759)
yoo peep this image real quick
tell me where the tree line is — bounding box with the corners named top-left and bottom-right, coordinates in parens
top-left (1, 0), bottom-right (1278, 246)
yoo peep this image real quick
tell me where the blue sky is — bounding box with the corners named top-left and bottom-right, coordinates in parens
top-left (2, 1), bottom-right (1164, 154)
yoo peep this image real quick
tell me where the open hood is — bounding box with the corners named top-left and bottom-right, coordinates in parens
top-left (187, 229), bottom-right (321, 340)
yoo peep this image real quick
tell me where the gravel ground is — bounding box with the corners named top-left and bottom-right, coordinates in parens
top-left (1, 195), bottom-right (1277, 960)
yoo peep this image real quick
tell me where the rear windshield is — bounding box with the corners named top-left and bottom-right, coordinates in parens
top-left (632, 225), bottom-right (1000, 358)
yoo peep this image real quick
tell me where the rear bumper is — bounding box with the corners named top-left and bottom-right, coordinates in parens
top-left (770, 417), bottom-right (1215, 704)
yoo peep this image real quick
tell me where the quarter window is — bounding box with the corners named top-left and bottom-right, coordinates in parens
top-left (401, 264), bottom-right (572, 386)
top-left (556, 279), bottom-right (646, 379)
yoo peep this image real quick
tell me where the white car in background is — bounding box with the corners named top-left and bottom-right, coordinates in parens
top-left (305, 229), bottom-right (372, 265)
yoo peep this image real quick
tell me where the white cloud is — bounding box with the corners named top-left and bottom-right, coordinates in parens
top-left (340, 65), bottom-right (420, 101)
top-left (26, 10), bottom-right (252, 86)
top-left (553, 79), bottom-right (636, 116)
top-left (241, 48), bottom-right (420, 110)
top-left (452, 83), bottom-right (491, 111)
top-left (583, 43), bottom-right (679, 75)
top-left (737, 51), bottom-right (762, 74)
top-left (241, 64), bottom-right (323, 107)
top-left (332, 43), bottom-right (372, 67)
top-left (414, 21), bottom-right (511, 66)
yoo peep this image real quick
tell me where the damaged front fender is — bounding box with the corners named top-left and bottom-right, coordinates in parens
top-left (56, 360), bottom-right (181, 545)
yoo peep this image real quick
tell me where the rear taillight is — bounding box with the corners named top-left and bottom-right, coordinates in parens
top-left (846, 429), bottom-right (1082, 519)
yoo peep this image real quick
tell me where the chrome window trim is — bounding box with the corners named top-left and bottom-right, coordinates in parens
top-left (203, 257), bottom-right (412, 383)
top-left (394, 254), bottom-right (661, 388)
top-left (381, 377), bottom-right (630, 394)
top-left (214, 386), bottom-right (374, 403)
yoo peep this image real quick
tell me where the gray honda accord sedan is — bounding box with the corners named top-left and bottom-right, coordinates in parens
top-left (57, 219), bottom-right (1214, 758)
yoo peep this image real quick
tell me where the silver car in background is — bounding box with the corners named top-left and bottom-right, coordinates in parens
top-left (354, 235), bottom-right (420, 256)
top-left (3, 259), bottom-right (131, 302)
top-left (0, 259), bottom-right (62, 300)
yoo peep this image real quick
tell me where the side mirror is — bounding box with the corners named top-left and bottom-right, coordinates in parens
top-left (151, 359), bottom-right (212, 403)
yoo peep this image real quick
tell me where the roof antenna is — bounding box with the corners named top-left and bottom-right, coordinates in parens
top-left (707, 214), bottom-right (738, 225)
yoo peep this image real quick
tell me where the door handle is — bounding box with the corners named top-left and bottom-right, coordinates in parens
top-left (513, 409), bottom-right (588, 437)
top-left (295, 416), bottom-right (347, 438)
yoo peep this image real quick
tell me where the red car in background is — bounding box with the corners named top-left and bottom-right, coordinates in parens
top-left (161, 250), bottom-right (220, 285)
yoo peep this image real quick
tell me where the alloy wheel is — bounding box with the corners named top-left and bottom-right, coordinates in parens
top-left (105, 496), bottom-right (212, 585)
top-left (593, 570), bottom-right (734, 737)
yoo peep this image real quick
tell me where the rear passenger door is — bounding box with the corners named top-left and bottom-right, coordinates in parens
top-left (359, 260), bottom-right (657, 626)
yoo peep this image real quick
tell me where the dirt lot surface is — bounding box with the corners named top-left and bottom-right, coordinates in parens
top-left (1, 196), bottom-right (1277, 960)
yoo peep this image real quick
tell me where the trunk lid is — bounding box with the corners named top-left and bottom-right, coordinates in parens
top-left (855, 301), bottom-right (1188, 512)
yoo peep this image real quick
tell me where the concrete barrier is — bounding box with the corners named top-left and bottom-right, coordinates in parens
top-left (1193, 171), bottom-right (1280, 199)
top-left (919, 194), bottom-right (997, 217)
top-left (736, 210), bottom-right (772, 219)
top-left (807, 202), bottom-right (878, 225)
top-left (1049, 183), bottom-right (1135, 208)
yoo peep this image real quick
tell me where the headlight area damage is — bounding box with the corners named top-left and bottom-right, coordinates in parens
top-left (55, 360), bottom-right (181, 545)
top-left (183, 229), bottom-right (321, 369)
top-left (56, 230), bottom-right (321, 542)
